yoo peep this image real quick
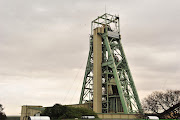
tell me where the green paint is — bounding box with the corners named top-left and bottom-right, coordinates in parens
top-left (79, 13), bottom-right (142, 114)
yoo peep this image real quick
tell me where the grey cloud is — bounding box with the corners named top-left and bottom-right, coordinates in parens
top-left (0, 0), bottom-right (179, 115)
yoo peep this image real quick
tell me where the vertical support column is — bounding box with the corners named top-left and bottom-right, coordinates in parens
top-left (93, 27), bottom-right (103, 113)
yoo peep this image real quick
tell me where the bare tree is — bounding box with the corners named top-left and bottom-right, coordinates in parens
top-left (0, 104), bottom-right (4, 112)
top-left (142, 90), bottom-right (180, 119)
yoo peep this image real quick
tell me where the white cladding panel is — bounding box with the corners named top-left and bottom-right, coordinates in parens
top-left (147, 116), bottom-right (159, 120)
top-left (29, 116), bottom-right (50, 120)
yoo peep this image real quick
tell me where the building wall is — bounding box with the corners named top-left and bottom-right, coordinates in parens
top-left (20, 105), bottom-right (43, 120)
top-left (97, 113), bottom-right (138, 119)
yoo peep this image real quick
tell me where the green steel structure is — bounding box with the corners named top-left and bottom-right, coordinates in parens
top-left (79, 13), bottom-right (142, 114)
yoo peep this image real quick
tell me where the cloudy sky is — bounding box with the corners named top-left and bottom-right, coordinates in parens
top-left (0, 0), bottom-right (179, 116)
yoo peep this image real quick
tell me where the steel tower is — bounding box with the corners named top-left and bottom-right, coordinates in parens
top-left (79, 13), bottom-right (142, 114)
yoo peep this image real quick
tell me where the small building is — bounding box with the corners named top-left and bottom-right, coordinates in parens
top-left (20, 105), bottom-right (45, 120)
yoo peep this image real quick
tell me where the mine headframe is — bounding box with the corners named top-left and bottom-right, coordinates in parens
top-left (79, 13), bottom-right (142, 114)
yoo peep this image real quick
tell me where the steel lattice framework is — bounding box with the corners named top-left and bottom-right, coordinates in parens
top-left (79, 13), bottom-right (142, 114)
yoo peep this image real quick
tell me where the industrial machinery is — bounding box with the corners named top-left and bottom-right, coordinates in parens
top-left (79, 13), bottom-right (142, 114)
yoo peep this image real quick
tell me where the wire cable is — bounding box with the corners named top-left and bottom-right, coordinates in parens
top-left (62, 57), bottom-right (87, 104)
top-left (69, 57), bottom-right (86, 104)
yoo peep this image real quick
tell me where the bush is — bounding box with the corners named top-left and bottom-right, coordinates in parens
top-left (41, 104), bottom-right (98, 119)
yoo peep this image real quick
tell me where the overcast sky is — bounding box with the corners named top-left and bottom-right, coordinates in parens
top-left (0, 0), bottom-right (179, 116)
